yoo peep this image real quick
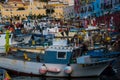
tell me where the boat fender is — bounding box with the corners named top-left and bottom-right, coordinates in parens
top-left (47, 67), bottom-right (61, 73)
top-left (39, 64), bottom-right (47, 74)
top-left (64, 66), bottom-right (72, 74)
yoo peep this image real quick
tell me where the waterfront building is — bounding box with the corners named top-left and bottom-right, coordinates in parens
top-left (59, 0), bottom-right (74, 6)
top-left (97, 0), bottom-right (120, 31)
top-left (0, 0), bottom-right (75, 20)
top-left (74, 0), bottom-right (120, 31)
top-left (74, 0), bottom-right (100, 19)
top-left (49, 0), bottom-right (74, 6)
top-left (47, 0), bottom-right (75, 19)
top-left (63, 5), bottom-right (75, 19)
top-left (74, 0), bottom-right (120, 19)
top-left (0, 0), bottom-right (46, 20)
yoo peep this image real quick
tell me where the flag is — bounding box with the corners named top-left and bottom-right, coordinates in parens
top-left (4, 71), bottom-right (11, 80)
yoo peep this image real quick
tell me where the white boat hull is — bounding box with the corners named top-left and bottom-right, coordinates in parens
top-left (0, 57), bottom-right (111, 77)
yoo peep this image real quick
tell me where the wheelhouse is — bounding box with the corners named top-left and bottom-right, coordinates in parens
top-left (44, 46), bottom-right (74, 64)
top-left (43, 46), bottom-right (82, 64)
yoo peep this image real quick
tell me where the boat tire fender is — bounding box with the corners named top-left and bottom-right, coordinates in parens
top-left (39, 64), bottom-right (47, 75)
top-left (64, 64), bottom-right (72, 74)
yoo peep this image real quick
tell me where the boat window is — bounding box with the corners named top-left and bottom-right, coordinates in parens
top-left (57, 52), bottom-right (66, 59)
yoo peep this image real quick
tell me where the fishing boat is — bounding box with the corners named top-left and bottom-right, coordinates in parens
top-left (86, 31), bottom-right (120, 58)
top-left (0, 31), bottom-right (13, 53)
top-left (0, 31), bottom-right (31, 53)
top-left (86, 48), bottom-right (120, 59)
top-left (0, 39), bottom-right (114, 78)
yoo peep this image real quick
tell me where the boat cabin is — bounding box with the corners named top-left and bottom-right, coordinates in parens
top-left (43, 46), bottom-right (82, 64)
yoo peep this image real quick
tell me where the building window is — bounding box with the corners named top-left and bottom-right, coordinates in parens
top-left (114, 0), bottom-right (117, 5)
top-left (93, 5), bottom-right (94, 10)
top-left (101, 3), bottom-right (103, 9)
top-left (6, 9), bottom-right (8, 11)
top-left (57, 52), bottom-right (67, 59)
top-left (88, 6), bottom-right (92, 11)
top-left (37, 7), bottom-right (40, 9)
top-left (17, 7), bottom-right (25, 10)
top-left (15, 3), bottom-right (17, 6)
top-left (81, 8), bottom-right (84, 13)
top-left (97, 4), bottom-right (99, 8)
top-left (84, 7), bottom-right (87, 12)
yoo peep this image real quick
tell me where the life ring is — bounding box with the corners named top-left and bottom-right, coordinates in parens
top-left (64, 66), bottom-right (72, 74)
top-left (39, 64), bottom-right (47, 74)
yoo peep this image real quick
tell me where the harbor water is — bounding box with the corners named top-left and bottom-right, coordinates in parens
top-left (2, 75), bottom-right (120, 80)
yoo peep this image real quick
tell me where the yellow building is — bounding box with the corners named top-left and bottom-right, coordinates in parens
top-left (47, 0), bottom-right (75, 19)
top-left (47, 4), bottom-right (67, 19)
top-left (0, 0), bottom-right (46, 19)
top-left (0, 0), bottom-right (74, 20)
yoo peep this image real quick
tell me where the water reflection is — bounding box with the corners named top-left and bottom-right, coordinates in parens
top-left (44, 77), bottom-right (100, 80)
top-left (11, 75), bottom-right (120, 80)
top-left (12, 77), bottom-right (100, 80)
